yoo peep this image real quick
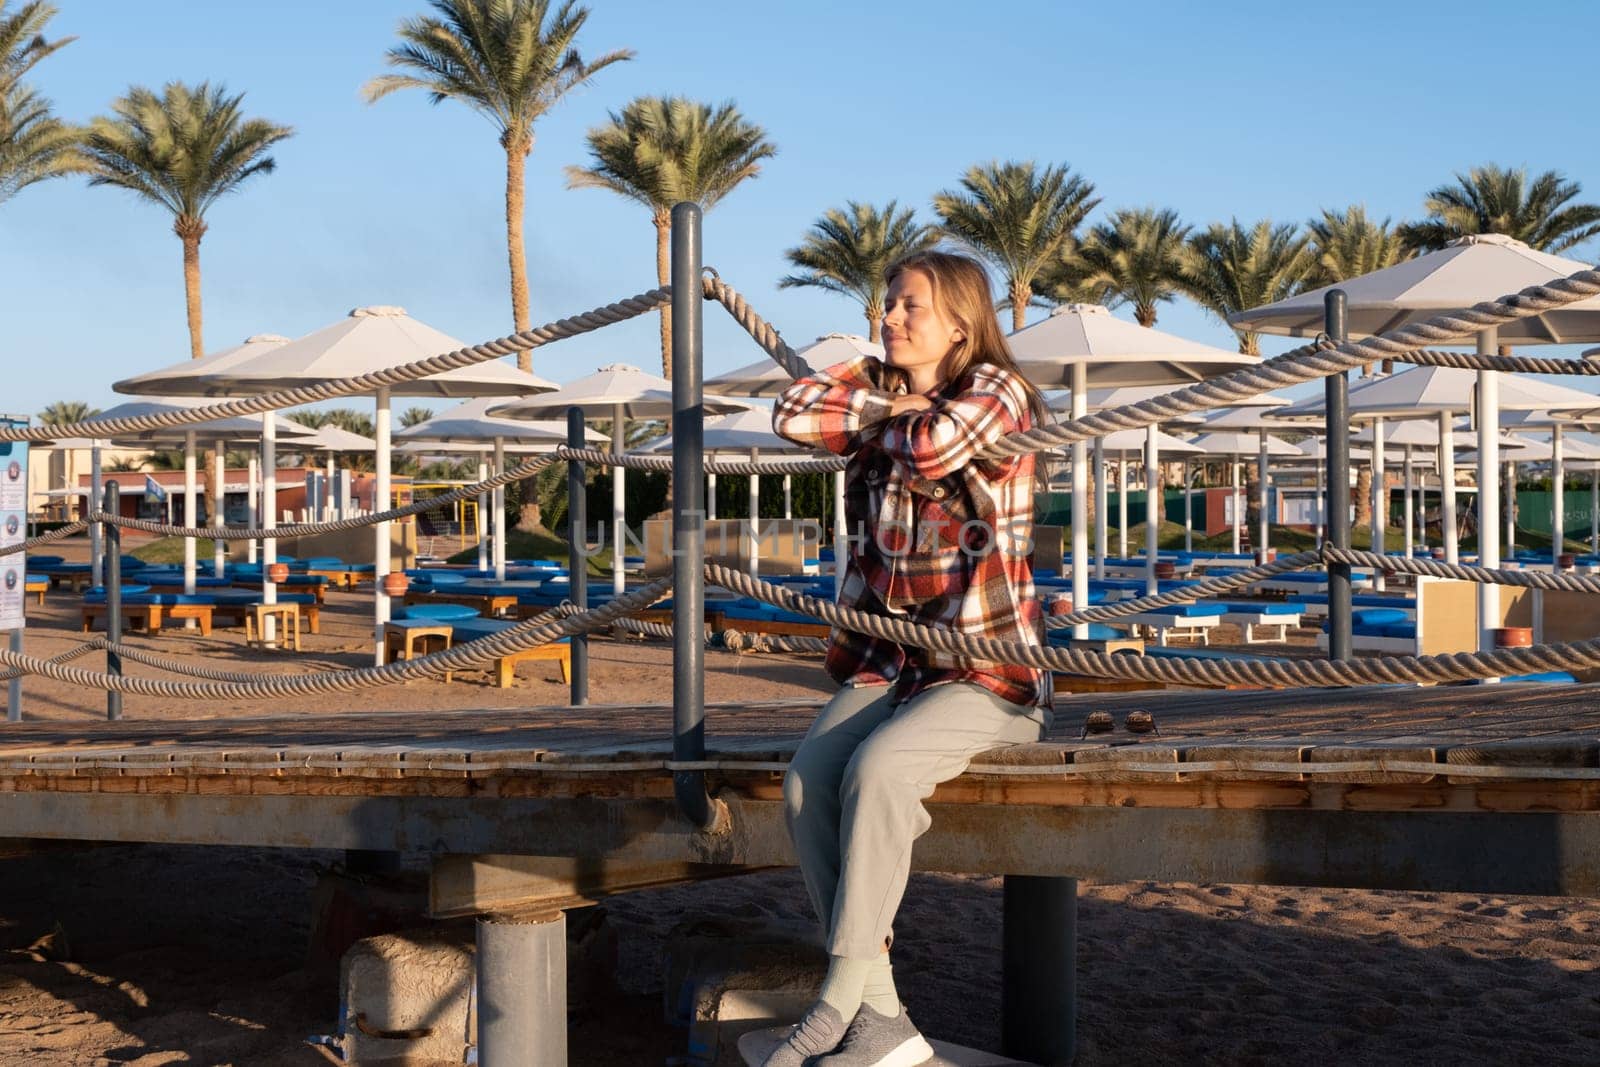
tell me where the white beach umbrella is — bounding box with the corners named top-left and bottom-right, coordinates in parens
top-left (287, 425), bottom-right (377, 524)
top-left (1232, 234), bottom-right (1600, 652)
top-left (113, 307), bottom-right (556, 659)
top-left (637, 406), bottom-right (820, 576)
top-left (1187, 432), bottom-right (1301, 556)
top-left (397, 399), bottom-right (602, 575)
top-left (488, 364), bottom-right (752, 595)
top-left (1009, 304), bottom-right (1259, 603)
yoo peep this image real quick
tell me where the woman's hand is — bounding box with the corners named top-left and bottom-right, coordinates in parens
top-left (889, 394), bottom-right (935, 417)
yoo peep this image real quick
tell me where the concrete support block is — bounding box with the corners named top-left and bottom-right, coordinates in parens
top-left (340, 926), bottom-right (475, 1064)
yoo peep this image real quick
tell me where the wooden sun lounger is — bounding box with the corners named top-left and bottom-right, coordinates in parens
top-left (305, 567), bottom-right (372, 590)
top-left (82, 601), bottom-right (214, 637)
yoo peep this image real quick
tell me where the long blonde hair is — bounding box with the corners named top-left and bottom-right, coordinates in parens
top-left (883, 250), bottom-right (1050, 426)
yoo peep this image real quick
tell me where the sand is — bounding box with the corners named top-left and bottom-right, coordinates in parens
top-left (2, 535), bottom-right (1598, 1064)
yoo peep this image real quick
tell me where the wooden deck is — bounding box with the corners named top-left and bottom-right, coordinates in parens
top-left (0, 685), bottom-right (1597, 898)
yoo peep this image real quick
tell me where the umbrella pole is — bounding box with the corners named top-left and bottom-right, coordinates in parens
top-left (262, 414), bottom-right (278, 646)
top-left (326, 453), bottom-right (335, 521)
top-left (748, 447), bottom-right (760, 577)
top-left (477, 460), bottom-right (489, 573)
top-left (1438, 412), bottom-right (1458, 565)
top-left (783, 474), bottom-right (792, 520)
top-left (1403, 445), bottom-right (1414, 558)
top-left (1371, 415), bottom-right (1386, 591)
top-left (1497, 460), bottom-right (1510, 559)
top-left (1117, 453), bottom-right (1128, 560)
top-left (247, 454), bottom-right (259, 564)
top-left (183, 431), bottom-right (197, 599)
top-left (707, 473), bottom-right (717, 520)
top-left (1257, 429), bottom-right (1269, 564)
top-left (833, 470), bottom-right (846, 597)
top-left (90, 444), bottom-right (103, 588)
top-left (1476, 332), bottom-right (1501, 664)
top-left (1230, 458), bottom-right (1240, 554)
top-left (1092, 437), bottom-right (1106, 580)
top-left (1144, 425), bottom-right (1159, 595)
top-left (1315, 451), bottom-right (1325, 549)
top-left (1070, 365), bottom-right (1089, 639)
top-left (213, 445), bottom-right (227, 578)
top-left (493, 437), bottom-right (506, 582)
top-left (1183, 458), bottom-right (1193, 553)
top-left (373, 386), bottom-right (392, 664)
top-left (1553, 425), bottom-right (1565, 565)
top-left (613, 402), bottom-right (627, 596)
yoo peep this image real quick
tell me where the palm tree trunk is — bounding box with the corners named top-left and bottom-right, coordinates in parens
top-left (654, 211), bottom-right (672, 378)
top-left (504, 138), bottom-right (533, 372)
top-left (1011, 279), bottom-right (1029, 332)
top-left (866, 303), bottom-right (882, 343)
top-left (176, 219), bottom-right (205, 360)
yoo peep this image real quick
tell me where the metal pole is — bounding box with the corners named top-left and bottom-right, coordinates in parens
top-left (782, 473), bottom-right (792, 519)
top-left (373, 386), bottom-right (392, 664)
top-left (476, 911), bottom-right (566, 1067)
top-left (213, 443), bottom-right (227, 578)
top-left (671, 201), bottom-right (714, 829)
top-left (477, 459), bottom-right (489, 573)
top-left (1403, 445), bottom-right (1415, 557)
top-left (566, 408), bottom-right (589, 707)
top-left (1092, 437), bottom-right (1107, 580)
top-left (747, 447), bottom-right (761, 577)
top-left (1230, 457), bottom-right (1240, 554)
top-left (1439, 411), bottom-right (1458, 564)
top-left (1070, 365), bottom-right (1088, 639)
top-left (1116, 453), bottom-right (1128, 560)
top-left (612, 401), bottom-right (626, 596)
top-left (1002, 875), bottom-right (1076, 1065)
top-left (246, 453), bottom-right (259, 564)
top-left (183, 430), bottom-right (197, 597)
top-left (1325, 291), bottom-right (1353, 662)
top-left (89, 444), bottom-right (103, 588)
top-left (1477, 333), bottom-right (1502, 663)
top-left (1183, 458), bottom-right (1193, 553)
top-left (1552, 425), bottom-right (1565, 564)
top-left (1257, 428), bottom-right (1269, 563)
top-left (493, 436), bottom-right (507, 582)
top-left (1371, 414), bottom-right (1386, 592)
top-left (1144, 425), bottom-right (1159, 595)
top-left (1315, 450), bottom-right (1325, 548)
top-left (832, 469), bottom-right (846, 597)
top-left (6, 629), bottom-right (20, 722)
top-left (104, 481), bottom-right (122, 721)
top-left (1505, 459), bottom-right (1516, 557)
top-left (262, 414), bottom-right (278, 647)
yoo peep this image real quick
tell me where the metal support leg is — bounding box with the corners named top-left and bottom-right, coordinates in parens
top-left (476, 910), bottom-right (566, 1067)
top-left (104, 482), bottom-right (123, 721)
top-left (1002, 875), bottom-right (1076, 1066)
top-left (1325, 291), bottom-right (1353, 662)
top-left (567, 409), bottom-right (589, 706)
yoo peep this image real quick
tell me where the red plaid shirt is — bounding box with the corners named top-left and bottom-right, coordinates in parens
top-left (774, 356), bottom-right (1049, 709)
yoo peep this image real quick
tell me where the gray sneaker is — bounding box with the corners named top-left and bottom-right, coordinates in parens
top-left (759, 1002), bottom-right (849, 1067)
top-left (813, 1004), bottom-right (934, 1066)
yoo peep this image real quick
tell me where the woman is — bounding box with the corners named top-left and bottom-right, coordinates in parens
top-left (764, 250), bottom-right (1052, 1066)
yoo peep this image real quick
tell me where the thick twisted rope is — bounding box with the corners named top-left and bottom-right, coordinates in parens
top-left (555, 446), bottom-right (844, 476)
top-left (0, 637), bottom-right (106, 682)
top-left (0, 521), bottom-right (92, 557)
top-left (1043, 552), bottom-right (1323, 626)
top-left (721, 628), bottom-right (829, 655)
top-left (0, 578), bottom-right (672, 697)
top-left (1325, 548), bottom-right (1600, 592)
top-left (83, 455), bottom-right (561, 541)
top-left (704, 563), bottom-right (1600, 687)
top-left (1394, 349), bottom-right (1600, 374)
top-left (0, 290), bottom-right (671, 444)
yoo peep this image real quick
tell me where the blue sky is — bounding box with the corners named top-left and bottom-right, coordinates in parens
top-left (4, 0), bottom-right (1600, 421)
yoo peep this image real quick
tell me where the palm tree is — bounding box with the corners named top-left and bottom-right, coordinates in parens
top-left (365, 0), bottom-right (633, 371)
top-left (80, 82), bottom-right (292, 360)
top-left (0, 1), bottom-right (81, 206)
top-left (38, 400), bottom-right (100, 425)
top-left (1305, 205), bottom-right (1411, 288)
top-left (1056, 207), bottom-right (1191, 326)
top-left (1178, 220), bottom-right (1312, 356)
top-left (399, 405), bottom-right (434, 429)
top-left (1397, 165), bottom-right (1600, 254)
top-left (779, 201), bottom-right (936, 342)
top-left (566, 96), bottom-right (776, 376)
top-left (932, 160), bottom-right (1099, 331)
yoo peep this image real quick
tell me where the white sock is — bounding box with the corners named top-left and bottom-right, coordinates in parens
top-left (861, 952), bottom-right (900, 1016)
top-left (816, 955), bottom-right (873, 1019)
